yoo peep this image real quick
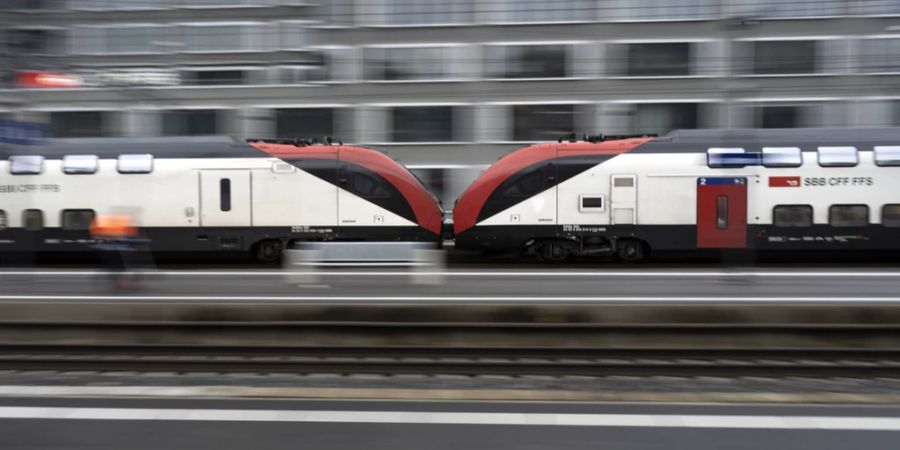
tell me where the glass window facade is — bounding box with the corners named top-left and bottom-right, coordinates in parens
top-left (860, 38), bottom-right (900, 73)
top-left (184, 70), bottom-right (247, 85)
top-left (162, 110), bottom-right (220, 136)
top-left (757, 106), bottom-right (801, 128)
top-left (498, 0), bottom-right (592, 23)
top-left (69, 0), bottom-right (166, 9)
top-left (856, 0), bottom-right (900, 15)
top-left (728, 0), bottom-right (841, 18)
top-left (275, 108), bottom-right (335, 138)
top-left (367, 47), bottom-right (449, 80)
top-left (610, 0), bottom-right (711, 21)
top-left (383, 0), bottom-right (470, 25)
top-left (512, 104), bottom-right (575, 142)
top-left (50, 111), bottom-right (109, 138)
top-left (69, 26), bottom-right (164, 54)
top-left (752, 41), bottom-right (817, 75)
top-left (486, 45), bottom-right (567, 79)
top-left (182, 24), bottom-right (262, 52)
top-left (626, 43), bottom-right (691, 76)
top-left (391, 106), bottom-right (454, 142)
top-left (6, 28), bottom-right (64, 55)
top-left (634, 103), bottom-right (698, 136)
top-left (106, 26), bottom-right (161, 54)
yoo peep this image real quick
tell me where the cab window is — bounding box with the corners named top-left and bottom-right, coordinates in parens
top-left (502, 169), bottom-right (544, 197)
top-left (351, 172), bottom-right (390, 198)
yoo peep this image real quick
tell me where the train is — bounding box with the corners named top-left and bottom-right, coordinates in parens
top-left (1, 127), bottom-right (899, 263)
top-left (453, 128), bottom-right (900, 261)
top-left (0, 136), bottom-right (442, 262)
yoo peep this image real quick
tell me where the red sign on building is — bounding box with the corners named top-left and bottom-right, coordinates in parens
top-left (16, 71), bottom-right (83, 88)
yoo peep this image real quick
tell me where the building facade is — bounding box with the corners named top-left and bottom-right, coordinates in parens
top-left (3, 0), bottom-right (900, 202)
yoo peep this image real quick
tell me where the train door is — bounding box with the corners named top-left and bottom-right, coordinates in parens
top-left (199, 170), bottom-right (252, 227)
top-left (696, 177), bottom-right (747, 248)
top-left (610, 174), bottom-right (637, 225)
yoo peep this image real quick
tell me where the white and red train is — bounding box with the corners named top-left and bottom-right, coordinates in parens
top-left (0, 136), bottom-right (442, 262)
top-left (1, 128), bottom-right (899, 262)
top-left (453, 128), bottom-right (900, 261)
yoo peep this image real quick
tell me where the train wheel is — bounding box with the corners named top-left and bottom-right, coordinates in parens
top-left (616, 239), bottom-right (647, 263)
top-left (539, 240), bottom-right (572, 263)
top-left (254, 239), bottom-right (283, 264)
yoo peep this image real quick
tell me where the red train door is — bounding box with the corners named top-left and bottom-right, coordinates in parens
top-left (696, 177), bottom-right (747, 249)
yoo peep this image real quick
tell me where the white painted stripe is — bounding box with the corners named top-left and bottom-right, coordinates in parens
top-left (0, 295), bottom-right (897, 304)
top-left (3, 270), bottom-right (900, 278)
top-left (0, 406), bottom-right (897, 430)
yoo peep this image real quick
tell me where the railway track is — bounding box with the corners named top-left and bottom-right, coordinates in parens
top-left (0, 345), bottom-right (898, 378)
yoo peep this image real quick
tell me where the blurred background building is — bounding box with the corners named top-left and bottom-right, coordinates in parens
top-left (2, 0), bottom-right (900, 201)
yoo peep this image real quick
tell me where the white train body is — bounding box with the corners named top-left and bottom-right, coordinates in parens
top-left (0, 137), bottom-right (442, 260)
top-left (454, 128), bottom-right (900, 260)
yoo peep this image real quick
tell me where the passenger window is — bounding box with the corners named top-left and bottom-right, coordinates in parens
top-left (829, 205), bottom-right (868, 228)
top-left (707, 148), bottom-right (756, 168)
top-left (579, 195), bottom-right (604, 212)
top-left (271, 162), bottom-right (296, 173)
top-left (62, 155), bottom-right (99, 174)
top-left (817, 147), bottom-right (858, 167)
top-left (23, 209), bottom-right (44, 231)
top-left (0, 210), bottom-right (6, 230)
top-left (61, 209), bottom-right (95, 231)
top-left (613, 177), bottom-right (635, 187)
top-left (117, 154), bottom-right (153, 174)
top-left (762, 147), bottom-right (802, 168)
top-left (220, 178), bottom-right (231, 212)
top-left (883, 205), bottom-right (900, 227)
top-left (503, 170), bottom-right (544, 197)
top-left (874, 146), bottom-right (900, 167)
top-left (9, 155), bottom-right (44, 175)
top-left (352, 172), bottom-right (389, 198)
top-left (773, 205), bottom-right (813, 228)
top-left (716, 195), bottom-right (728, 229)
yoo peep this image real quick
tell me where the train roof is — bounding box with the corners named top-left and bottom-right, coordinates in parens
top-left (634, 127), bottom-right (900, 153)
top-left (0, 136), bottom-right (265, 159)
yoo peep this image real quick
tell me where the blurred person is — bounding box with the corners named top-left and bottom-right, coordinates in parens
top-left (89, 215), bottom-right (143, 289)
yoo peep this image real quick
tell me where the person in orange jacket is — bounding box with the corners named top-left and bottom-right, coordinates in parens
top-left (90, 215), bottom-right (140, 289)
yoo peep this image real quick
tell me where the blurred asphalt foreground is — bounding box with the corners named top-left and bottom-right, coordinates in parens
top-left (0, 262), bottom-right (899, 402)
top-left (0, 263), bottom-right (899, 448)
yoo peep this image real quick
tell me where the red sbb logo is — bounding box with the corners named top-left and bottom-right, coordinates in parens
top-left (769, 176), bottom-right (801, 187)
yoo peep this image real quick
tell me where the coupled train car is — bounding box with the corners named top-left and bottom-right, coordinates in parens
top-left (453, 128), bottom-right (900, 261)
top-left (0, 136), bottom-right (442, 262)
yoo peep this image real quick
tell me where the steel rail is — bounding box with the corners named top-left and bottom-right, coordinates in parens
top-left (0, 345), bottom-right (897, 378)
